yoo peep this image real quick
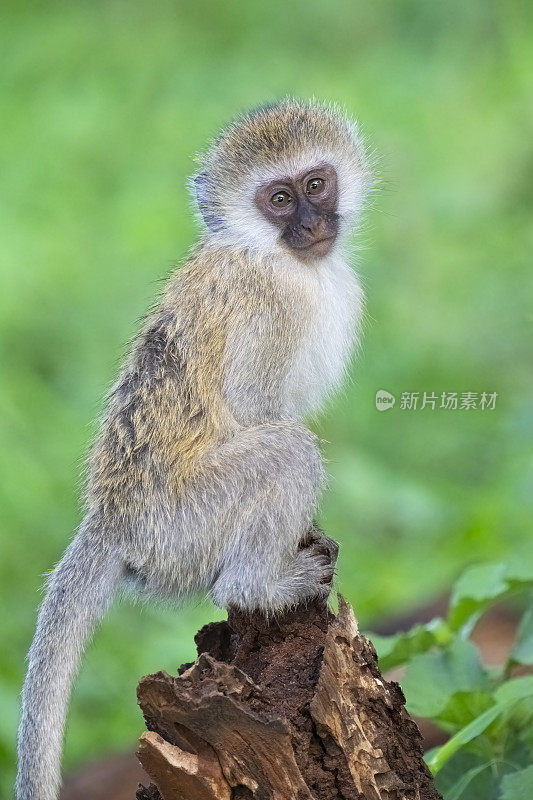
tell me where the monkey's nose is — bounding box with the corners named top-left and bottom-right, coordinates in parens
top-left (302, 217), bottom-right (327, 238)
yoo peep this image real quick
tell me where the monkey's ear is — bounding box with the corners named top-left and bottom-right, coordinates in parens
top-left (192, 172), bottom-right (209, 218)
top-left (192, 171), bottom-right (222, 231)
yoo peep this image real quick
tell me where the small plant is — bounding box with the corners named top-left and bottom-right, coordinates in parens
top-left (370, 561), bottom-right (533, 800)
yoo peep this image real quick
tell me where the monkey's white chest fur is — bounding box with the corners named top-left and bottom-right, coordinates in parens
top-left (284, 253), bottom-right (364, 417)
top-left (221, 249), bottom-right (363, 426)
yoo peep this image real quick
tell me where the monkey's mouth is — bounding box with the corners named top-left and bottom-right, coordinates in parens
top-left (291, 236), bottom-right (337, 258)
top-left (283, 216), bottom-right (339, 259)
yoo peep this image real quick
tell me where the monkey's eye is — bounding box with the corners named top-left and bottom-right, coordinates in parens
top-left (270, 191), bottom-right (292, 208)
top-left (306, 177), bottom-right (325, 196)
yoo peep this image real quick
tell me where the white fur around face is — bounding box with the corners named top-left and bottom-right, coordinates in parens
top-left (217, 243), bottom-right (364, 427)
top-left (282, 250), bottom-right (364, 418)
top-left (206, 148), bottom-right (368, 256)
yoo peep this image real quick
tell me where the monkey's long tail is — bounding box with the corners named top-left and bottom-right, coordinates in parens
top-left (16, 515), bottom-right (123, 800)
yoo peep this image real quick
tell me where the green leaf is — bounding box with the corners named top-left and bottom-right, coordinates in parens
top-left (446, 762), bottom-right (492, 800)
top-left (494, 675), bottom-right (533, 705)
top-left (403, 638), bottom-right (488, 718)
top-left (448, 562), bottom-right (533, 633)
top-left (428, 676), bottom-right (533, 774)
top-left (434, 751), bottom-right (500, 800)
top-left (437, 690), bottom-right (495, 732)
top-left (369, 618), bottom-right (447, 671)
top-left (500, 766), bottom-right (533, 800)
top-left (503, 695), bottom-right (533, 736)
top-left (427, 704), bottom-right (502, 773)
top-left (511, 604), bottom-right (533, 665)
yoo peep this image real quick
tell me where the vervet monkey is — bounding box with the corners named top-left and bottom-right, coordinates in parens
top-left (16, 99), bottom-right (369, 800)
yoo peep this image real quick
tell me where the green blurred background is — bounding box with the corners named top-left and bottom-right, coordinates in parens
top-left (1, 0), bottom-right (532, 794)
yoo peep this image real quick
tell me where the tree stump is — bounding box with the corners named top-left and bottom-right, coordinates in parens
top-left (135, 596), bottom-right (442, 800)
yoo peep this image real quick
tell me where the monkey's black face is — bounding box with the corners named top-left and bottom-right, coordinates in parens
top-left (254, 164), bottom-right (339, 259)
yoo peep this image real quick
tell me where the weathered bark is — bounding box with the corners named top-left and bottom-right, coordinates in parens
top-left (136, 597), bottom-right (442, 800)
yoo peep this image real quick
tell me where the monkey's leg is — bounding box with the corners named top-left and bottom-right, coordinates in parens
top-left (16, 515), bottom-right (124, 800)
top-left (196, 421), bottom-right (330, 613)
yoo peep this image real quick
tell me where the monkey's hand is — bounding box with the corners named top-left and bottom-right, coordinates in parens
top-left (299, 524), bottom-right (338, 560)
top-left (299, 525), bottom-right (339, 579)
top-left (295, 526), bottom-right (339, 597)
